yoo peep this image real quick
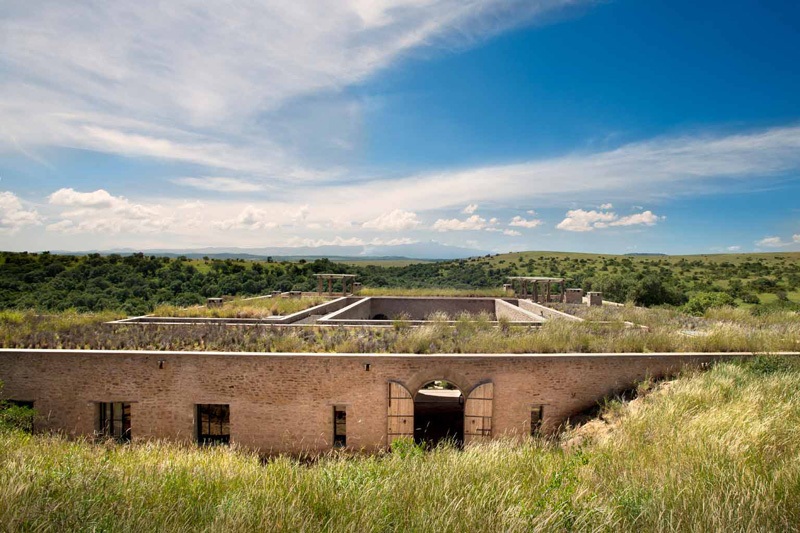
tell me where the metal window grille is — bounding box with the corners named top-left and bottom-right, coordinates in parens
top-left (197, 404), bottom-right (230, 445)
top-left (97, 402), bottom-right (131, 442)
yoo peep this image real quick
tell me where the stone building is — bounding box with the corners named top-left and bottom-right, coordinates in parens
top-left (0, 348), bottom-right (740, 453)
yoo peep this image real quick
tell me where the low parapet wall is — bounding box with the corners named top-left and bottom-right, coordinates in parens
top-left (0, 348), bottom-right (784, 454)
top-left (519, 300), bottom-right (584, 322)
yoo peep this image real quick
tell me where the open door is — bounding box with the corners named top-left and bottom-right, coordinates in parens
top-left (464, 381), bottom-right (493, 445)
top-left (387, 381), bottom-right (414, 446)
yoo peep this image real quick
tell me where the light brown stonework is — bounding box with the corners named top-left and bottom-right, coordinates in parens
top-left (0, 349), bottom-right (751, 454)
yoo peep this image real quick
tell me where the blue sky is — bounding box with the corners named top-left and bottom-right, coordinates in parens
top-left (0, 0), bottom-right (798, 255)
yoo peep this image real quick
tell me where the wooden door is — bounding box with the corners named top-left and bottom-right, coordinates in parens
top-left (464, 382), bottom-right (493, 445)
top-left (387, 381), bottom-right (414, 446)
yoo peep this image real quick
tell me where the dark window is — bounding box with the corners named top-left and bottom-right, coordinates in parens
top-left (197, 404), bottom-right (230, 445)
top-left (333, 406), bottom-right (346, 448)
top-left (530, 405), bottom-right (543, 435)
top-left (97, 402), bottom-right (131, 442)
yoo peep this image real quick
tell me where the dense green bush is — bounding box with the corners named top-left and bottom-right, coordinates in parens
top-left (683, 292), bottom-right (736, 316)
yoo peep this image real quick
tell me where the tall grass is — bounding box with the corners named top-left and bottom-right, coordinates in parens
top-left (1, 308), bottom-right (798, 353)
top-left (0, 359), bottom-right (798, 531)
top-left (153, 296), bottom-right (330, 319)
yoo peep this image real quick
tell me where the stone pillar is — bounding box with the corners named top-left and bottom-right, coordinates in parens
top-left (565, 288), bottom-right (583, 304)
top-left (588, 292), bottom-right (603, 306)
top-left (318, 277), bottom-right (323, 295)
top-left (328, 278), bottom-right (332, 295)
top-left (546, 282), bottom-right (551, 303)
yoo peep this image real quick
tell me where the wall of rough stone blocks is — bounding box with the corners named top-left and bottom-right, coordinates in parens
top-left (0, 349), bottom-right (736, 454)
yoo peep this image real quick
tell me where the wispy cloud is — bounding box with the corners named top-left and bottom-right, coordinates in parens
top-left (306, 126), bottom-right (800, 219)
top-left (755, 235), bottom-right (800, 248)
top-left (173, 177), bottom-right (265, 193)
top-left (0, 0), bottom-right (578, 181)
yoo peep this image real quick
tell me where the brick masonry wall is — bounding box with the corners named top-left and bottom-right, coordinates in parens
top-left (0, 349), bottom-right (743, 454)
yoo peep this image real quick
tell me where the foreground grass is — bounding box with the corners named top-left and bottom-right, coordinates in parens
top-left (1, 306), bottom-right (798, 353)
top-left (152, 295), bottom-right (331, 319)
top-left (1, 358), bottom-right (798, 531)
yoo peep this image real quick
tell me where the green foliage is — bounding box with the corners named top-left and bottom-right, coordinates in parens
top-left (1, 251), bottom-right (798, 313)
top-left (0, 383), bottom-right (36, 432)
top-left (684, 292), bottom-right (736, 316)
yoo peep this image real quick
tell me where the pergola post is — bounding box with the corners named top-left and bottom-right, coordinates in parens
top-left (546, 281), bottom-right (551, 303)
top-left (318, 277), bottom-right (323, 295)
top-left (532, 281), bottom-right (538, 302)
top-left (560, 281), bottom-right (565, 303)
top-left (328, 278), bottom-right (332, 295)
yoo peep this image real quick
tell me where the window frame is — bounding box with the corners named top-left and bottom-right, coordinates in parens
top-left (530, 405), bottom-right (544, 436)
top-left (333, 405), bottom-right (347, 448)
top-left (96, 402), bottom-right (132, 442)
top-left (196, 404), bottom-right (231, 446)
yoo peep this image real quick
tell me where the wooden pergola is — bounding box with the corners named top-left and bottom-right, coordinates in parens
top-left (316, 273), bottom-right (357, 296)
top-left (508, 276), bottom-right (567, 303)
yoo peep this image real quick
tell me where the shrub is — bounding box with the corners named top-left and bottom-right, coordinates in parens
top-left (684, 292), bottom-right (736, 316)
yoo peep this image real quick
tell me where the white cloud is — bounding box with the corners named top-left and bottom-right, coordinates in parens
top-left (503, 229), bottom-right (521, 236)
top-left (47, 188), bottom-right (170, 233)
top-left (213, 205), bottom-right (278, 231)
top-left (362, 209), bottom-right (422, 231)
top-left (49, 188), bottom-right (116, 208)
top-left (177, 200), bottom-right (206, 210)
top-left (556, 209), bottom-right (617, 232)
top-left (462, 203), bottom-right (479, 214)
top-left (0, 191), bottom-right (42, 234)
top-left (432, 215), bottom-right (488, 231)
top-left (526, 209), bottom-right (537, 215)
top-left (609, 210), bottom-right (662, 227)
top-left (600, 203), bottom-right (613, 209)
top-left (368, 237), bottom-right (418, 246)
top-left (556, 208), bottom-right (662, 232)
top-left (756, 236), bottom-right (796, 248)
top-left (173, 177), bottom-right (264, 193)
top-left (509, 215), bottom-right (543, 228)
top-left (727, 245), bottom-right (741, 252)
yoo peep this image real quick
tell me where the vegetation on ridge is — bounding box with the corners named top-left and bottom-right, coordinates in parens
top-left (1, 251), bottom-right (798, 315)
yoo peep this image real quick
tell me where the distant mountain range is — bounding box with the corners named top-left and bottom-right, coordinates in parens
top-left (47, 241), bottom-right (489, 261)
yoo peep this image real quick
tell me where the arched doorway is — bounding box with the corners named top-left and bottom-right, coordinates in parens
top-left (414, 381), bottom-right (464, 447)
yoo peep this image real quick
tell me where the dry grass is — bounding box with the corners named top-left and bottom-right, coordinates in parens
top-left (1, 306), bottom-right (798, 354)
top-left (0, 357), bottom-right (798, 531)
top-left (360, 287), bottom-right (507, 297)
top-left (152, 295), bottom-right (331, 319)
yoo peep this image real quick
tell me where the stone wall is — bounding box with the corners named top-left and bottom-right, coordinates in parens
top-left (0, 349), bottom-right (748, 454)
top-left (494, 299), bottom-right (545, 322)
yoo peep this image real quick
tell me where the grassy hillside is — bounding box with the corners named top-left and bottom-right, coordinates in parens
top-left (1, 356), bottom-right (798, 531)
top-left (1, 251), bottom-right (798, 314)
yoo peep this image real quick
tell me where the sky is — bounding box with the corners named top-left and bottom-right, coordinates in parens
top-left (0, 0), bottom-right (798, 256)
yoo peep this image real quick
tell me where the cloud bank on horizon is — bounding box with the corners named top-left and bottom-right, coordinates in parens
top-left (0, 0), bottom-right (798, 255)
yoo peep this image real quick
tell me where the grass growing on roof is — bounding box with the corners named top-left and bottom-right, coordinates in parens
top-left (152, 295), bottom-right (331, 319)
top-left (1, 306), bottom-right (798, 353)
